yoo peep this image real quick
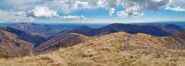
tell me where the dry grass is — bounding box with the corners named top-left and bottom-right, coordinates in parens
top-left (0, 32), bottom-right (185, 66)
top-left (0, 30), bottom-right (33, 57)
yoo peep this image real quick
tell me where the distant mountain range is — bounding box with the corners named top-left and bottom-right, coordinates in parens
top-left (8, 23), bottom-right (107, 38)
top-left (9, 23), bottom-right (80, 38)
top-left (34, 23), bottom-right (185, 52)
top-left (0, 27), bottom-right (47, 47)
top-left (0, 22), bottom-right (185, 56)
top-left (59, 23), bottom-right (184, 37)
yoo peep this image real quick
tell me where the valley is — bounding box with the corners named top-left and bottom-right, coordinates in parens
top-left (1, 0), bottom-right (185, 65)
top-left (0, 22), bottom-right (185, 66)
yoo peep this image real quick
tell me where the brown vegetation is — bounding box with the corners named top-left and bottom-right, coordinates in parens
top-left (0, 30), bottom-right (33, 57)
top-left (0, 32), bottom-right (185, 66)
top-left (36, 33), bottom-right (90, 52)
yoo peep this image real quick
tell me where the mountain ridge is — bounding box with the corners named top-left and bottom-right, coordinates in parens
top-left (35, 33), bottom-right (90, 52)
top-left (58, 23), bottom-right (183, 37)
top-left (0, 30), bottom-right (33, 57)
top-left (0, 32), bottom-right (185, 66)
top-left (0, 27), bottom-right (47, 47)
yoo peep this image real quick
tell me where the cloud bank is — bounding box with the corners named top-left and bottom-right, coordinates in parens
top-left (0, 0), bottom-right (185, 22)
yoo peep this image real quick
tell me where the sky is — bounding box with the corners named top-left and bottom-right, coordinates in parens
top-left (0, 0), bottom-right (185, 23)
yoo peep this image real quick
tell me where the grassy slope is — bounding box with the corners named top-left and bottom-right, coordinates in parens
top-left (0, 30), bottom-right (33, 57)
top-left (0, 32), bottom-right (185, 66)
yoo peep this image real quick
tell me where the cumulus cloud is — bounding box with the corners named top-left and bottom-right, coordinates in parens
top-left (50, 0), bottom-right (90, 14)
top-left (0, 10), bottom-right (35, 22)
top-left (26, 6), bottom-right (59, 18)
top-left (49, 0), bottom-right (170, 17)
top-left (117, 0), bottom-right (169, 17)
top-left (0, 0), bottom-right (185, 22)
top-left (165, 0), bottom-right (185, 11)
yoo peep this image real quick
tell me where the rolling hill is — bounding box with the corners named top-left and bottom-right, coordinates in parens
top-left (4, 23), bottom-right (183, 48)
top-left (0, 32), bottom-right (184, 66)
top-left (35, 33), bottom-right (90, 52)
top-left (0, 27), bottom-right (47, 47)
top-left (0, 30), bottom-right (33, 57)
top-left (0, 23), bottom-right (184, 66)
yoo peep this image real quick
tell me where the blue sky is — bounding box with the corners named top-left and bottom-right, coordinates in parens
top-left (0, 0), bottom-right (185, 23)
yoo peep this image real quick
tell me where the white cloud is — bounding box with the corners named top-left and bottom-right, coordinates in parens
top-left (50, 0), bottom-right (90, 14)
top-left (1, 0), bottom-right (185, 22)
top-left (165, 6), bottom-right (185, 11)
top-left (109, 8), bottom-right (115, 16)
top-left (0, 10), bottom-right (35, 22)
top-left (27, 6), bottom-right (59, 18)
top-left (49, 0), bottom-right (170, 17)
top-left (61, 15), bottom-right (86, 20)
top-left (117, 6), bottom-right (144, 18)
top-left (117, 0), bottom-right (169, 17)
top-left (15, 11), bottom-right (26, 17)
top-left (165, 0), bottom-right (185, 11)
